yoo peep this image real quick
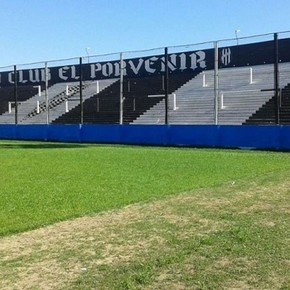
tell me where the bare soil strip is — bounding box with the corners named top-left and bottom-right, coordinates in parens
top-left (1, 176), bottom-right (289, 289)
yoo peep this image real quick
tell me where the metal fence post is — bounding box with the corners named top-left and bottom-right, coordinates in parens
top-left (164, 47), bottom-right (169, 125)
top-left (44, 62), bottom-right (49, 124)
top-left (13, 65), bottom-right (18, 124)
top-left (119, 52), bottom-right (124, 125)
top-left (274, 33), bottom-right (280, 124)
top-left (214, 41), bottom-right (219, 125)
top-left (79, 57), bottom-right (83, 124)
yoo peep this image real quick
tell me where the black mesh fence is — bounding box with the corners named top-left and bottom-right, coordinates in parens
top-left (218, 33), bottom-right (276, 125)
top-left (1, 31), bottom-right (290, 125)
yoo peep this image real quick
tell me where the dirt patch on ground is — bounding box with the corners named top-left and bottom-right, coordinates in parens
top-left (0, 190), bottom-right (225, 290)
top-left (1, 175), bottom-right (290, 289)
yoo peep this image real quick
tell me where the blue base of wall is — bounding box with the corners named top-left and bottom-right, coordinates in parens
top-left (0, 124), bottom-right (290, 150)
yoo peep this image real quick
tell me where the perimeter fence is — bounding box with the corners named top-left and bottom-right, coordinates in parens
top-left (1, 31), bottom-right (290, 125)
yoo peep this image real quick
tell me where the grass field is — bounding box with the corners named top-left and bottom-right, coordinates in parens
top-left (0, 140), bottom-right (290, 289)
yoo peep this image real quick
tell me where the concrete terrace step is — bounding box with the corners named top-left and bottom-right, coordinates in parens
top-left (20, 79), bottom-right (118, 124)
top-left (133, 62), bottom-right (290, 125)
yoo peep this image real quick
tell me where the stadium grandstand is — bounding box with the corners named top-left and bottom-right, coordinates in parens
top-left (1, 32), bottom-right (290, 126)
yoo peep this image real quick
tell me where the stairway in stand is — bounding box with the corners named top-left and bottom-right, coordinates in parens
top-left (280, 84), bottom-right (290, 124)
top-left (244, 83), bottom-right (290, 125)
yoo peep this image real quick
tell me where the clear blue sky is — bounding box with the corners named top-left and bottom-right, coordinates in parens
top-left (0, 0), bottom-right (289, 67)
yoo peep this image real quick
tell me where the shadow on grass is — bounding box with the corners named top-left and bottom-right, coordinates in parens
top-left (0, 141), bottom-right (136, 150)
top-left (0, 142), bottom-right (92, 150)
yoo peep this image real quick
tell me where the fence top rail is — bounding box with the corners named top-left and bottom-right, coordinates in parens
top-left (1, 30), bottom-right (290, 70)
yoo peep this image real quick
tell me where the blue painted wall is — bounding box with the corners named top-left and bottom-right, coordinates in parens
top-left (0, 124), bottom-right (290, 150)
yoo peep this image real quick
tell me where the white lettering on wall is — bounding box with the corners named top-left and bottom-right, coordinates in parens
top-left (102, 63), bottom-right (114, 77)
top-left (59, 66), bottom-right (69, 80)
top-left (179, 53), bottom-right (187, 70)
top-left (145, 57), bottom-right (158, 73)
top-left (128, 59), bottom-right (144, 74)
top-left (1, 51), bottom-right (208, 86)
top-left (161, 54), bottom-right (177, 72)
top-left (40, 68), bottom-right (51, 82)
top-left (8, 72), bottom-right (14, 84)
top-left (29, 69), bottom-right (40, 83)
top-left (90, 63), bottom-right (102, 78)
top-left (18, 71), bottom-right (27, 84)
top-left (71, 66), bottom-right (79, 80)
top-left (189, 51), bottom-right (206, 70)
top-left (58, 66), bottom-right (80, 81)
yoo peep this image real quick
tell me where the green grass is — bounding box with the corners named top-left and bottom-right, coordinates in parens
top-left (65, 172), bottom-right (290, 290)
top-left (0, 140), bottom-right (290, 289)
top-left (1, 139), bottom-right (290, 236)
